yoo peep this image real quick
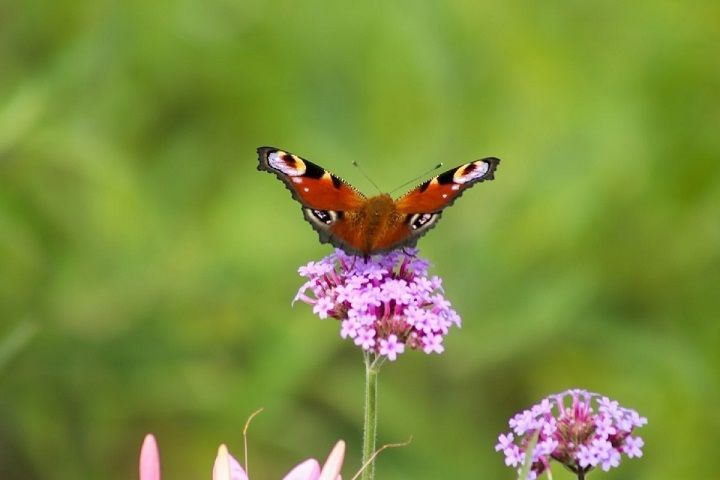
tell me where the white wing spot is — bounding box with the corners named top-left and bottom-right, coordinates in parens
top-left (410, 213), bottom-right (438, 230)
top-left (292, 177), bottom-right (303, 184)
top-left (303, 187), bottom-right (310, 192)
top-left (442, 193), bottom-right (448, 198)
top-left (453, 161), bottom-right (489, 184)
top-left (451, 184), bottom-right (460, 191)
top-left (268, 151), bottom-right (306, 176)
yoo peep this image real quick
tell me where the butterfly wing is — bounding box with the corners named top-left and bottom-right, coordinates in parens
top-left (383, 157), bottom-right (500, 249)
top-left (257, 147), bottom-right (367, 252)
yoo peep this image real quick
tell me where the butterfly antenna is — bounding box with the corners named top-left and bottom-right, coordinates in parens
top-left (352, 160), bottom-right (382, 194)
top-left (388, 162), bottom-right (444, 195)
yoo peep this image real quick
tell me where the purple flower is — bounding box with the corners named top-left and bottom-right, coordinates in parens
top-left (503, 445), bottom-right (523, 467)
top-left (509, 410), bottom-right (537, 436)
top-left (495, 433), bottom-right (515, 452)
top-left (379, 334), bottom-right (405, 361)
top-left (422, 334), bottom-right (445, 354)
top-left (623, 436), bottom-right (644, 458)
top-left (354, 327), bottom-right (376, 350)
top-left (312, 297), bottom-right (334, 319)
top-left (496, 389), bottom-right (647, 478)
top-left (576, 445), bottom-right (597, 468)
top-left (294, 249), bottom-right (461, 361)
top-left (594, 414), bottom-right (617, 438)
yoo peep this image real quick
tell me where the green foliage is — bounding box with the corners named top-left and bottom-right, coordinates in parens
top-left (1, 1), bottom-right (719, 478)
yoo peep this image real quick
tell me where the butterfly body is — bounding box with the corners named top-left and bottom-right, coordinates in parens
top-left (257, 147), bottom-right (499, 257)
top-left (335, 193), bottom-right (404, 254)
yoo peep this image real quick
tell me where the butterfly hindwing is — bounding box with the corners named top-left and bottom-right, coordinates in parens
top-left (257, 147), bottom-right (367, 253)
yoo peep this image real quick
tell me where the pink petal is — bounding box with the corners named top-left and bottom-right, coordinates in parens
top-left (283, 458), bottom-right (321, 480)
top-left (318, 441), bottom-right (345, 480)
top-left (213, 444), bottom-right (248, 480)
top-left (139, 434), bottom-right (161, 480)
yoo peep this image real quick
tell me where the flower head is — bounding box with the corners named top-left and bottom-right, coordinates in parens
top-left (294, 249), bottom-right (461, 361)
top-left (496, 389), bottom-right (647, 478)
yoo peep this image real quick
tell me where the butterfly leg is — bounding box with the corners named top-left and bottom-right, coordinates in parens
top-left (401, 247), bottom-right (417, 258)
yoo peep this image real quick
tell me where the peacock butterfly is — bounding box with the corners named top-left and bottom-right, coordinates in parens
top-left (257, 147), bottom-right (500, 257)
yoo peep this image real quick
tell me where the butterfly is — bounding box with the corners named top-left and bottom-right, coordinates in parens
top-left (257, 147), bottom-right (500, 257)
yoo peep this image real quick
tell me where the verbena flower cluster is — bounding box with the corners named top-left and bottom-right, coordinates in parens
top-left (294, 248), bottom-right (461, 361)
top-left (496, 389), bottom-right (646, 479)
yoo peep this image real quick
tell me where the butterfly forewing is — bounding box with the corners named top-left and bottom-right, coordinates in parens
top-left (257, 147), bottom-right (368, 253)
top-left (395, 158), bottom-right (500, 213)
top-left (257, 147), bottom-right (365, 211)
top-left (376, 157), bottom-right (500, 252)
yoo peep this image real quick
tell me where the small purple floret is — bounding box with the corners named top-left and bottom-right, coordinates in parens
top-left (496, 389), bottom-right (647, 478)
top-left (294, 249), bottom-right (461, 361)
top-left (623, 436), bottom-right (644, 458)
top-left (378, 334), bottom-right (405, 361)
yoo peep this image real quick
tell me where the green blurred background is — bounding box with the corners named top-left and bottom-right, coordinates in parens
top-left (1, 0), bottom-right (719, 478)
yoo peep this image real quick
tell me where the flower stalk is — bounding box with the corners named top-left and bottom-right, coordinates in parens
top-left (361, 353), bottom-right (379, 480)
top-left (295, 249), bottom-right (461, 479)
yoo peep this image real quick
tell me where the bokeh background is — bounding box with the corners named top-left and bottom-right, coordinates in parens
top-left (1, 1), bottom-right (719, 479)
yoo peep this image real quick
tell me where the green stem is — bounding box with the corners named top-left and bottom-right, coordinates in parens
top-left (361, 353), bottom-right (379, 480)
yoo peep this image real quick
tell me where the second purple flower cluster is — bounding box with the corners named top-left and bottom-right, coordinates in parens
top-left (496, 389), bottom-right (647, 479)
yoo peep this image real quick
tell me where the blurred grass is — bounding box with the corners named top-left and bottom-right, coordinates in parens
top-left (1, 0), bottom-right (719, 479)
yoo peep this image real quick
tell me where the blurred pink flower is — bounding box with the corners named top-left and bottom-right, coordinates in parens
top-left (139, 434), bottom-right (344, 480)
top-left (139, 434), bottom-right (161, 480)
top-left (213, 444), bottom-right (249, 480)
top-left (282, 440), bottom-right (345, 480)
